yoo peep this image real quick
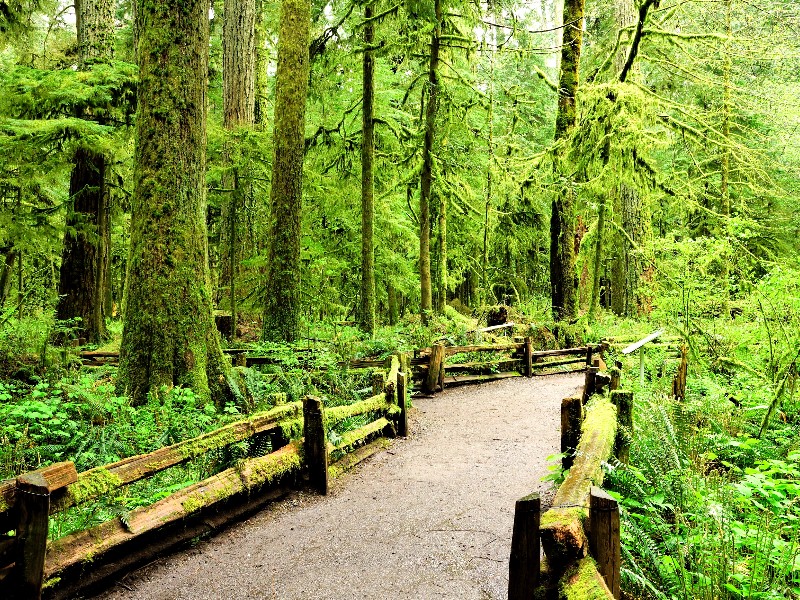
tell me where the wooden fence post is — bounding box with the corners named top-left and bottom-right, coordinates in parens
top-left (561, 395), bottom-right (583, 471)
top-left (303, 396), bottom-right (328, 495)
top-left (524, 337), bottom-right (533, 377)
top-left (371, 371), bottom-right (385, 396)
top-left (589, 487), bottom-right (621, 599)
top-left (585, 345), bottom-right (593, 367)
top-left (584, 364), bottom-right (599, 403)
top-left (508, 492), bottom-right (540, 600)
top-left (424, 344), bottom-right (445, 394)
top-left (610, 390), bottom-right (632, 464)
top-left (397, 372), bottom-right (408, 437)
top-left (14, 462), bottom-right (77, 600)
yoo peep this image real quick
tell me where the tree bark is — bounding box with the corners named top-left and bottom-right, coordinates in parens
top-left (262, 0), bottom-right (311, 342)
top-left (419, 0), bottom-right (441, 324)
top-left (550, 0), bottom-right (584, 321)
top-left (359, 5), bottom-right (376, 335)
top-left (118, 0), bottom-right (236, 406)
top-left (0, 248), bottom-right (16, 307)
top-left (435, 192), bottom-right (447, 313)
top-left (55, 0), bottom-right (114, 343)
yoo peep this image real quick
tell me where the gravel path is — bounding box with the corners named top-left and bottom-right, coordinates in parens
top-left (96, 373), bottom-right (582, 600)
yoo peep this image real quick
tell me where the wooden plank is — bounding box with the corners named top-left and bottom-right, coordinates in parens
top-left (16, 472), bottom-right (51, 600)
top-left (52, 402), bottom-right (301, 512)
top-left (424, 344), bottom-right (445, 393)
top-left (303, 397), bottom-right (328, 495)
top-left (508, 492), bottom-right (540, 600)
top-left (328, 438), bottom-right (390, 479)
top-left (329, 418), bottom-right (391, 456)
top-left (0, 533), bottom-right (14, 565)
top-left (535, 357), bottom-right (586, 369)
top-left (524, 337), bottom-right (533, 378)
top-left (561, 395), bottom-right (583, 471)
top-left (445, 359), bottom-right (520, 370)
top-left (590, 487), bottom-right (621, 599)
top-left (445, 343), bottom-right (524, 356)
top-left (611, 390), bottom-right (633, 464)
top-left (326, 393), bottom-right (389, 426)
top-left (620, 330), bottom-right (664, 355)
top-left (397, 372), bottom-right (408, 437)
top-left (443, 372), bottom-right (522, 387)
top-left (530, 346), bottom-right (589, 359)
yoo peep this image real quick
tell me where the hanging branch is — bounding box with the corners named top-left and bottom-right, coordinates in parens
top-left (619, 0), bottom-right (659, 83)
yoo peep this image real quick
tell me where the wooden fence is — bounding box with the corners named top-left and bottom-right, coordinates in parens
top-left (0, 355), bottom-right (409, 600)
top-left (5, 338), bottom-right (604, 599)
top-left (508, 360), bottom-right (629, 600)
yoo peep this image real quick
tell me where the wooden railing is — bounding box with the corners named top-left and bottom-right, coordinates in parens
top-left (0, 355), bottom-right (408, 600)
top-left (507, 362), bottom-right (629, 600)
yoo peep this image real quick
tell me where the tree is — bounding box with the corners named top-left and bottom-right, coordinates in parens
top-left (550, 0), bottom-right (585, 321)
top-left (418, 0), bottom-right (442, 323)
top-left (359, 4), bottom-right (376, 335)
top-left (220, 0), bottom-right (257, 335)
top-left (262, 0), bottom-right (311, 342)
top-left (54, 0), bottom-right (114, 343)
top-left (118, 0), bottom-right (236, 405)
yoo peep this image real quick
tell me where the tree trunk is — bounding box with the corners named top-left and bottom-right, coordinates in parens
top-left (435, 192), bottom-right (447, 313)
top-left (0, 248), bottom-right (16, 308)
top-left (262, 0), bottom-right (311, 342)
top-left (719, 0), bottom-right (732, 318)
top-left (550, 0), bottom-right (584, 321)
top-left (220, 0), bottom-right (256, 336)
top-left (387, 282), bottom-right (398, 326)
top-left (359, 6), bottom-right (376, 335)
top-left (55, 0), bottom-right (114, 344)
top-left (118, 0), bottom-right (236, 406)
top-left (419, 0), bottom-right (441, 324)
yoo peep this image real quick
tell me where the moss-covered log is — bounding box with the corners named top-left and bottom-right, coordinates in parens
top-left (118, 0), bottom-right (236, 405)
top-left (328, 437), bottom-right (391, 479)
top-left (329, 417), bottom-right (392, 456)
top-left (541, 397), bottom-right (616, 566)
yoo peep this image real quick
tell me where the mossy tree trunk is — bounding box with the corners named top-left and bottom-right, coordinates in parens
top-left (359, 6), bottom-right (376, 335)
top-left (418, 0), bottom-right (441, 324)
top-left (118, 0), bottom-right (236, 406)
top-left (550, 0), bottom-right (584, 321)
top-left (0, 247), bottom-right (16, 307)
top-left (55, 0), bottom-right (114, 343)
top-left (219, 0), bottom-right (256, 336)
top-left (719, 0), bottom-right (732, 318)
top-left (261, 0), bottom-right (311, 342)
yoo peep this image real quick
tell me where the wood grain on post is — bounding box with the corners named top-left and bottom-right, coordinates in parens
top-left (561, 395), bottom-right (583, 471)
top-left (303, 396), bottom-right (328, 495)
top-left (508, 492), bottom-right (540, 600)
top-left (397, 372), bottom-right (408, 437)
top-left (424, 344), bottom-right (445, 394)
top-left (589, 487), bottom-right (621, 599)
top-left (610, 390), bottom-right (633, 464)
top-left (524, 337), bottom-right (533, 377)
top-left (584, 365), bottom-right (599, 403)
top-left (15, 462), bottom-right (76, 600)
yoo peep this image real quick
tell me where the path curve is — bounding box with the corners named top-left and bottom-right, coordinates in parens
top-left (96, 373), bottom-right (582, 600)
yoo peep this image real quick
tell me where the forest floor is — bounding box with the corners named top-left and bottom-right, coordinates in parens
top-left (94, 373), bottom-right (582, 600)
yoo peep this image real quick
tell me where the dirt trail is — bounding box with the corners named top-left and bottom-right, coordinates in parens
top-left (96, 373), bottom-right (582, 600)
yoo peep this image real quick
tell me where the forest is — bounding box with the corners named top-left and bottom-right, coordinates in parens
top-left (0, 0), bottom-right (799, 598)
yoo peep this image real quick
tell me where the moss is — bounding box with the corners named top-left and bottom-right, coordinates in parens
top-left (240, 443), bottom-right (302, 488)
top-left (268, 392), bottom-right (288, 405)
top-left (66, 467), bottom-right (123, 505)
top-left (327, 393), bottom-right (389, 426)
top-left (333, 417), bottom-right (390, 453)
top-left (540, 506), bottom-right (585, 529)
top-left (328, 438), bottom-right (391, 479)
top-left (559, 557), bottom-right (613, 600)
top-left (43, 577), bottom-right (61, 590)
top-left (177, 423), bottom-right (242, 459)
top-left (278, 417), bottom-right (303, 441)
